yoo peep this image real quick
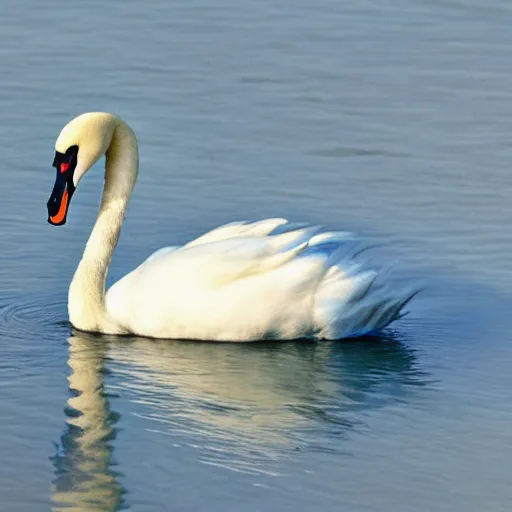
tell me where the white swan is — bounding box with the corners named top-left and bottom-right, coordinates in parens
top-left (47, 112), bottom-right (417, 341)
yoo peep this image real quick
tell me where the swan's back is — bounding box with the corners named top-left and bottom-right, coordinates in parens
top-left (105, 219), bottom-right (417, 341)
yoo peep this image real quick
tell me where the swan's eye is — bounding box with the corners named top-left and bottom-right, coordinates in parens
top-left (60, 162), bottom-right (70, 173)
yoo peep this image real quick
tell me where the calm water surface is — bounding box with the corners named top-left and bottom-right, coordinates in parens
top-left (1, 0), bottom-right (512, 510)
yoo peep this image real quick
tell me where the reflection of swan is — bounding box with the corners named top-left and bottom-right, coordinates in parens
top-left (46, 112), bottom-right (417, 341)
top-left (104, 332), bottom-right (426, 473)
top-left (51, 336), bottom-right (124, 512)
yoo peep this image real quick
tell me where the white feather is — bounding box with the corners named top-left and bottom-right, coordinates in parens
top-left (105, 222), bottom-right (416, 341)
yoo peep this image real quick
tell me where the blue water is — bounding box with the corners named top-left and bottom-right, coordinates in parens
top-left (1, 0), bottom-right (512, 510)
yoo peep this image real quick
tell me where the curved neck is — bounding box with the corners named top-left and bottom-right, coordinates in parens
top-left (69, 120), bottom-right (138, 333)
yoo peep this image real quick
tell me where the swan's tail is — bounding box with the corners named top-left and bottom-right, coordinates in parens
top-left (306, 234), bottom-right (419, 339)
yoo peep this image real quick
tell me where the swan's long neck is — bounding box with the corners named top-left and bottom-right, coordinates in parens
top-left (69, 120), bottom-right (138, 333)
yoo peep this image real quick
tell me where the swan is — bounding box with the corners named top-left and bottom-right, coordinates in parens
top-left (47, 112), bottom-right (417, 341)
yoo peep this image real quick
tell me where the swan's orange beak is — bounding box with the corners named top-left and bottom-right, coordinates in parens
top-left (47, 146), bottom-right (78, 226)
top-left (47, 177), bottom-right (72, 225)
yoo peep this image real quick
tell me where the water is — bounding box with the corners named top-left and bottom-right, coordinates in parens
top-left (1, 0), bottom-right (512, 510)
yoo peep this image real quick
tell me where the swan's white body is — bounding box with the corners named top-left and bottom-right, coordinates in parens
top-left (53, 112), bottom-right (416, 341)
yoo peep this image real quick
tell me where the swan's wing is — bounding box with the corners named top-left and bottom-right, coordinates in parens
top-left (133, 224), bottom-right (325, 288)
top-left (106, 223), bottom-right (330, 337)
top-left (106, 220), bottom-right (418, 341)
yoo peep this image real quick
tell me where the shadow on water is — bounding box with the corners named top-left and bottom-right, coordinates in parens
top-left (286, 333), bottom-right (430, 440)
top-left (51, 336), bottom-right (126, 512)
top-left (51, 328), bottom-right (430, 488)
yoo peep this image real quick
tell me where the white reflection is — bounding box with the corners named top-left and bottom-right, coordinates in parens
top-left (106, 334), bottom-right (424, 473)
top-left (52, 336), bottom-right (124, 512)
top-left (51, 331), bottom-right (425, 488)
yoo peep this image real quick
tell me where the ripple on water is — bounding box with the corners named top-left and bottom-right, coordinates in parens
top-left (0, 293), bottom-right (68, 343)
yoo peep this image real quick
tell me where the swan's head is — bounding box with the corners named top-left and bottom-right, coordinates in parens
top-left (47, 112), bottom-right (118, 225)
